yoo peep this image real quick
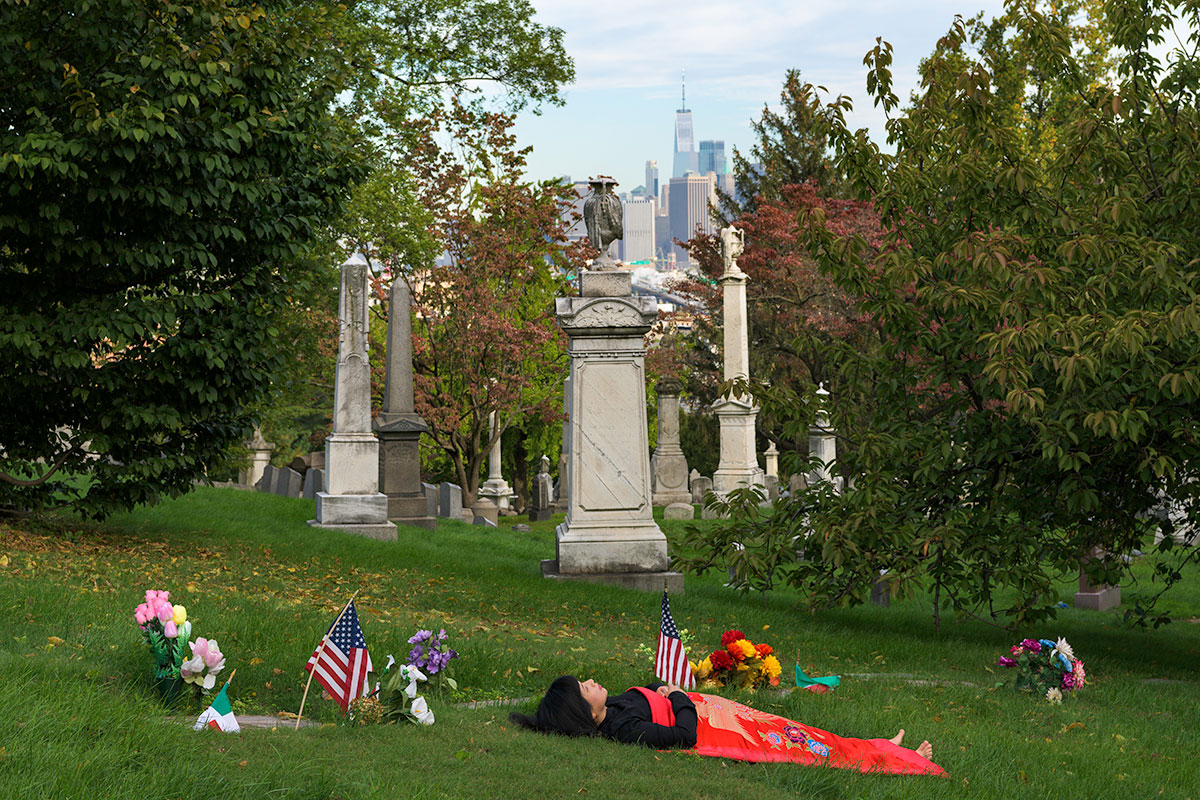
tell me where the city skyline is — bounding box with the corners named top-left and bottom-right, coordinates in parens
top-left (513, 1), bottom-right (1010, 192)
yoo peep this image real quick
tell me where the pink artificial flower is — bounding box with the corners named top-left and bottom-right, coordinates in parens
top-left (998, 656), bottom-right (1016, 668)
top-left (1020, 639), bottom-right (1042, 652)
top-left (192, 637), bottom-right (210, 659)
top-left (155, 601), bottom-right (174, 624)
top-left (164, 621), bottom-right (178, 638)
top-left (1073, 660), bottom-right (1086, 685)
top-left (134, 603), bottom-right (152, 625)
top-left (1010, 645), bottom-right (1024, 656)
top-left (145, 589), bottom-right (170, 605)
top-left (1061, 672), bottom-right (1077, 690)
top-left (202, 640), bottom-right (225, 671)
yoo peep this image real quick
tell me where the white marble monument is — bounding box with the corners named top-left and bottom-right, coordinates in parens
top-left (650, 378), bottom-right (691, 506)
top-left (807, 384), bottom-right (838, 490)
top-left (309, 253), bottom-right (396, 540)
top-left (712, 226), bottom-right (765, 496)
top-left (541, 178), bottom-right (683, 592)
top-left (477, 412), bottom-right (513, 511)
top-left (239, 427), bottom-right (274, 488)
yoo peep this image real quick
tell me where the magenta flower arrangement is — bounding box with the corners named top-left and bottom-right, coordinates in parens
top-left (133, 589), bottom-right (225, 700)
top-left (997, 637), bottom-right (1086, 703)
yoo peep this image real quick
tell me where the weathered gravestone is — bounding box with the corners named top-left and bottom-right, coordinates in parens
top-left (303, 468), bottom-right (325, 500)
top-left (690, 475), bottom-right (713, 505)
top-left (256, 465), bottom-right (277, 493)
top-left (422, 483), bottom-right (439, 521)
top-left (788, 474), bottom-right (806, 496)
top-left (280, 467), bottom-right (304, 499)
top-left (650, 378), bottom-right (691, 506)
top-left (764, 475), bottom-right (779, 501)
top-left (239, 427), bottom-right (275, 488)
top-left (529, 455), bottom-right (554, 523)
top-left (664, 503), bottom-right (693, 521)
top-left (438, 482), bottom-right (463, 520)
top-left (472, 497), bottom-right (499, 527)
top-left (375, 278), bottom-right (435, 531)
top-left (308, 253), bottom-right (396, 540)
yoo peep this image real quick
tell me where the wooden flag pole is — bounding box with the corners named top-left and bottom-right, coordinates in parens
top-left (295, 590), bottom-right (360, 730)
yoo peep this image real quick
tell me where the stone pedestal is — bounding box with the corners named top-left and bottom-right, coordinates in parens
top-left (807, 384), bottom-right (837, 489)
top-left (478, 412), bottom-right (513, 511)
top-left (240, 427), bottom-right (275, 488)
top-left (309, 254), bottom-right (396, 540)
top-left (375, 279), bottom-right (435, 531)
top-left (651, 379), bottom-right (691, 506)
top-left (544, 268), bottom-right (681, 591)
top-left (1074, 558), bottom-right (1121, 611)
top-left (712, 228), bottom-right (764, 496)
top-left (764, 442), bottom-right (779, 479)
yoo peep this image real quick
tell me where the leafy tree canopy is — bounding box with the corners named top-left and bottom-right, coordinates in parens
top-left (679, 0), bottom-right (1200, 627)
top-left (0, 0), bottom-right (362, 516)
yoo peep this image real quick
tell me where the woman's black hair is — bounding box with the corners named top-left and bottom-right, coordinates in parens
top-left (509, 675), bottom-right (599, 737)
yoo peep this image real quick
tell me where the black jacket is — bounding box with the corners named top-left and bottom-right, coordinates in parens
top-left (597, 683), bottom-right (698, 748)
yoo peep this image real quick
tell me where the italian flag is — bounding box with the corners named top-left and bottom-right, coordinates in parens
top-left (194, 682), bottom-right (240, 733)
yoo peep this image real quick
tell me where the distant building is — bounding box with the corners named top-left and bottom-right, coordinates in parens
top-left (672, 71), bottom-right (698, 178)
top-left (698, 140), bottom-right (726, 176)
top-left (645, 160), bottom-right (659, 201)
top-left (620, 197), bottom-right (655, 263)
top-left (668, 173), bottom-right (716, 267)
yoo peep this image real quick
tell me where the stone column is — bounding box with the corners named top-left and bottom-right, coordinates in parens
top-left (807, 384), bottom-right (837, 489)
top-left (239, 426), bottom-right (274, 488)
top-left (551, 375), bottom-right (571, 511)
top-left (712, 226), bottom-right (764, 496)
top-left (309, 253), bottom-right (396, 540)
top-left (541, 178), bottom-right (682, 592)
top-left (375, 278), bottom-right (436, 531)
top-left (477, 412), bottom-right (513, 511)
top-left (764, 442), bottom-right (779, 479)
top-left (650, 378), bottom-right (691, 507)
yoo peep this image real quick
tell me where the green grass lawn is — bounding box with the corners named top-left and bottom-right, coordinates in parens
top-left (2, 486), bottom-right (1198, 799)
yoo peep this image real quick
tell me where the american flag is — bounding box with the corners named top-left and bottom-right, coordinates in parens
top-left (305, 599), bottom-right (373, 711)
top-left (655, 591), bottom-right (696, 689)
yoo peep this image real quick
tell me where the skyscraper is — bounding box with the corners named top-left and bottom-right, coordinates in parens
top-left (672, 71), bottom-right (697, 178)
top-left (645, 160), bottom-right (659, 201)
top-left (619, 197), bottom-right (655, 263)
top-left (668, 173), bottom-right (716, 267)
top-left (698, 140), bottom-right (726, 176)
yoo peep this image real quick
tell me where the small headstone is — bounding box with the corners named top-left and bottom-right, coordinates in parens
top-left (664, 502), bottom-right (693, 521)
top-left (270, 466), bottom-right (292, 496)
top-left (281, 467), bottom-right (303, 498)
top-left (701, 504), bottom-right (723, 520)
top-left (788, 474), bottom-right (806, 495)
top-left (765, 475), bottom-right (779, 501)
top-left (303, 468), bottom-right (325, 500)
top-left (473, 497), bottom-right (499, 526)
top-left (288, 456), bottom-right (308, 476)
top-left (870, 572), bottom-right (890, 607)
top-left (256, 465), bottom-right (276, 492)
top-left (690, 475), bottom-right (713, 505)
top-left (308, 450), bottom-right (326, 470)
top-left (530, 455), bottom-right (554, 522)
top-left (727, 541), bottom-right (745, 586)
top-left (513, 523), bottom-right (532, 532)
top-left (422, 483), bottom-right (439, 520)
top-left (438, 483), bottom-right (463, 519)
top-left (1074, 558), bottom-right (1121, 611)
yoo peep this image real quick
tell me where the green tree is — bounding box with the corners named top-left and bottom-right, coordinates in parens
top-left (0, 0), bottom-right (361, 516)
top-left (679, 0), bottom-right (1200, 626)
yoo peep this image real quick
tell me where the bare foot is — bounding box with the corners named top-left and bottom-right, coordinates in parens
top-left (915, 740), bottom-right (932, 760)
top-left (888, 729), bottom-right (905, 746)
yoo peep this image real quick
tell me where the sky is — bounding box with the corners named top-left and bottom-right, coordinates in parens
top-left (512, 0), bottom-right (1010, 190)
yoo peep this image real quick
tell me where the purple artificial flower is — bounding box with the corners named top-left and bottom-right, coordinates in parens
top-left (408, 645), bottom-right (424, 665)
top-left (1020, 639), bottom-right (1042, 653)
top-left (998, 656), bottom-right (1016, 668)
top-left (1061, 672), bottom-right (1077, 690)
top-left (408, 629), bottom-right (433, 645)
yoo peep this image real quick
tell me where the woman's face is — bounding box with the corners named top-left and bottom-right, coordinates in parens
top-left (579, 678), bottom-right (608, 719)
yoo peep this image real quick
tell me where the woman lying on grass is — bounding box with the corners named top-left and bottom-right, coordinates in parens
top-left (511, 676), bottom-right (944, 777)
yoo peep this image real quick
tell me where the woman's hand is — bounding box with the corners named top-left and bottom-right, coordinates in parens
top-left (657, 683), bottom-right (683, 697)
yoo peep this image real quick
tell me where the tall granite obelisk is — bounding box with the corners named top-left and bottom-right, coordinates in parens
top-left (375, 278), bottom-right (436, 531)
top-left (309, 253), bottom-right (396, 540)
top-left (712, 226), bottom-right (764, 495)
top-left (541, 177), bottom-right (683, 592)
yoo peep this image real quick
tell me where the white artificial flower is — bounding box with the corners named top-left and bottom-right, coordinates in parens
top-left (202, 672), bottom-right (216, 691)
top-left (411, 696), bottom-right (435, 725)
top-left (384, 654), bottom-right (396, 671)
top-left (1046, 687), bottom-right (1063, 705)
top-left (180, 655), bottom-right (205, 685)
top-left (1053, 638), bottom-right (1075, 661)
top-left (401, 664), bottom-right (427, 698)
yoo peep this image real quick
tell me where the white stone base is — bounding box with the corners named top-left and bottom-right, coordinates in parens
top-left (554, 521), bottom-right (669, 574)
top-left (1074, 586), bottom-right (1121, 611)
top-left (478, 478), bottom-right (512, 511)
top-left (324, 432), bottom-right (381, 495)
top-left (315, 492), bottom-right (390, 525)
top-left (307, 519), bottom-right (397, 541)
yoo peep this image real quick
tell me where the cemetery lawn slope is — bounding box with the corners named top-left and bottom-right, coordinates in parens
top-left (0, 487), bottom-right (1198, 799)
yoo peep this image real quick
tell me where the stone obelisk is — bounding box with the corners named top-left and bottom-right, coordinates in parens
top-left (309, 253), bottom-right (396, 540)
top-left (712, 226), bottom-right (764, 496)
top-left (477, 412), bottom-right (512, 511)
top-left (375, 278), bottom-right (436, 531)
top-left (541, 177), bottom-right (683, 592)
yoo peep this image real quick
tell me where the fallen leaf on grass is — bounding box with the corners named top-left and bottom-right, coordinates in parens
top-left (47, 636), bottom-right (64, 646)
top-left (249, 657), bottom-right (263, 666)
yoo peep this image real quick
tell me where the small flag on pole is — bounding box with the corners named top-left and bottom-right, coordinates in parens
top-left (655, 590), bottom-right (696, 688)
top-left (305, 599), bottom-right (373, 711)
top-left (194, 678), bottom-right (240, 732)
